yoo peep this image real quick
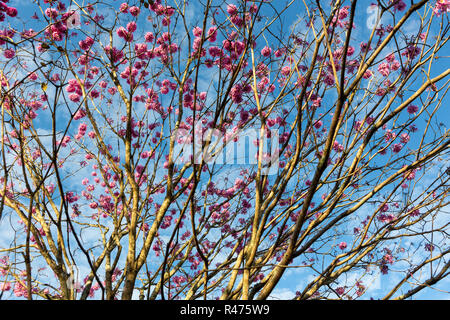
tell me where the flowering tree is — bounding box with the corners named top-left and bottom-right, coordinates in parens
top-left (0, 0), bottom-right (449, 300)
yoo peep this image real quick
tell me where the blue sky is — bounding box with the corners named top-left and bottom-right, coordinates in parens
top-left (0, 0), bottom-right (449, 299)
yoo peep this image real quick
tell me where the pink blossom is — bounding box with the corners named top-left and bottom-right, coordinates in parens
top-left (314, 120), bottom-right (323, 129)
top-left (119, 3), bottom-right (128, 13)
top-left (392, 0), bottom-right (406, 11)
top-left (127, 21), bottom-right (137, 33)
top-left (193, 26), bottom-right (202, 37)
top-left (199, 92), bottom-right (207, 100)
top-left (3, 48), bottom-right (15, 59)
top-left (346, 46), bottom-right (355, 56)
top-left (353, 120), bottom-right (363, 131)
top-left (29, 72), bottom-right (38, 81)
top-left (390, 60), bottom-right (400, 71)
top-left (79, 37), bottom-right (94, 50)
top-left (74, 108), bottom-right (87, 120)
top-left (404, 169), bottom-right (416, 180)
top-left (69, 93), bottom-right (81, 103)
top-left (378, 62), bottom-right (390, 77)
top-left (392, 143), bottom-right (403, 153)
top-left (336, 287), bottom-right (345, 296)
top-left (433, 0), bottom-right (450, 17)
top-left (207, 27), bottom-right (217, 42)
top-left (333, 141), bottom-right (344, 152)
top-left (409, 208), bottom-right (420, 217)
top-left (386, 53), bottom-right (395, 63)
top-left (360, 42), bottom-right (372, 52)
top-left (407, 105), bottom-right (418, 114)
top-left (402, 45), bottom-right (420, 60)
top-left (281, 66), bottom-right (291, 76)
top-left (227, 4), bottom-right (238, 16)
top-left (145, 32), bottom-right (154, 43)
top-left (44, 8), bottom-right (59, 19)
top-left (324, 73), bottom-right (335, 86)
top-left (261, 46), bottom-right (272, 57)
top-left (384, 129), bottom-right (396, 142)
top-left (338, 6), bottom-right (349, 19)
top-left (6, 7), bottom-right (18, 17)
top-left (363, 69), bottom-right (373, 79)
top-left (400, 133), bottom-right (410, 144)
top-left (230, 84), bottom-right (243, 104)
top-left (129, 6), bottom-right (140, 17)
top-left (105, 46), bottom-right (124, 63)
top-left (0, 282), bottom-right (11, 291)
top-left (116, 27), bottom-right (127, 38)
top-left (338, 242), bottom-right (347, 250)
top-left (274, 49), bottom-right (284, 57)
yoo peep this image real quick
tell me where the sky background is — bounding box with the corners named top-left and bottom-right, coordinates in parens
top-left (0, 0), bottom-right (449, 299)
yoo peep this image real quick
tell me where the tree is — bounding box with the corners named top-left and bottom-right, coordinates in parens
top-left (0, 0), bottom-right (449, 300)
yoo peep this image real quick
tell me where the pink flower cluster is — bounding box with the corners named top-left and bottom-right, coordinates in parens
top-left (433, 0), bottom-right (450, 16)
top-left (117, 22), bottom-right (137, 42)
top-left (79, 37), bottom-right (94, 51)
top-left (230, 84), bottom-right (244, 104)
top-left (74, 108), bottom-right (87, 120)
top-left (207, 27), bottom-right (218, 42)
top-left (0, 28), bottom-right (14, 46)
top-left (378, 62), bottom-right (390, 77)
top-left (119, 4), bottom-right (140, 17)
top-left (333, 141), bottom-right (344, 153)
top-left (43, 8), bottom-right (71, 42)
top-left (391, 0), bottom-right (406, 11)
top-left (261, 46), bottom-right (272, 57)
top-left (66, 79), bottom-right (84, 102)
top-left (402, 45), bottom-right (420, 60)
top-left (56, 135), bottom-right (71, 148)
top-left (0, 1), bottom-right (17, 22)
top-left (65, 191), bottom-right (80, 203)
top-left (407, 104), bottom-right (419, 114)
top-left (75, 123), bottom-right (87, 140)
top-left (338, 242), bottom-right (347, 250)
top-left (104, 46), bottom-right (125, 64)
top-left (3, 48), bottom-right (14, 59)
